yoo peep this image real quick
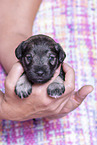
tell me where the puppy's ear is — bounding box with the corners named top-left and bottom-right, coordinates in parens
top-left (15, 41), bottom-right (26, 59)
top-left (55, 43), bottom-right (66, 63)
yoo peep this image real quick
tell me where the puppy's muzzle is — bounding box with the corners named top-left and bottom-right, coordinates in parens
top-left (36, 70), bottom-right (44, 77)
top-left (34, 65), bottom-right (48, 77)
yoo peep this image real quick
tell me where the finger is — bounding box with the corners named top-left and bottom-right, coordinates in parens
top-left (62, 63), bottom-right (75, 95)
top-left (45, 114), bottom-right (66, 120)
top-left (49, 64), bottom-right (61, 82)
top-left (5, 62), bottom-right (24, 90)
top-left (74, 85), bottom-right (93, 105)
top-left (59, 85), bottom-right (93, 115)
top-left (0, 91), bottom-right (4, 100)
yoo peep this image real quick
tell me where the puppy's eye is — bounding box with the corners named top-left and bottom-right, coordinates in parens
top-left (49, 55), bottom-right (56, 65)
top-left (24, 54), bottom-right (32, 65)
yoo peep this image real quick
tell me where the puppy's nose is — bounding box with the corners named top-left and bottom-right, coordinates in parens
top-left (36, 70), bottom-right (44, 76)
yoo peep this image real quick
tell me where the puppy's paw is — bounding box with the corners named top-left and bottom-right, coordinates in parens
top-left (15, 74), bottom-right (32, 99)
top-left (47, 82), bottom-right (65, 98)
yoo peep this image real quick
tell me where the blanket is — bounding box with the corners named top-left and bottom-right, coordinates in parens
top-left (0, 0), bottom-right (97, 144)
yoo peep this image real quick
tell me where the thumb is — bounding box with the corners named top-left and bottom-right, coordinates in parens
top-left (44, 64), bottom-right (61, 86)
top-left (53, 64), bottom-right (61, 79)
top-left (5, 62), bottom-right (24, 91)
top-left (74, 85), bottom-right (94, 105)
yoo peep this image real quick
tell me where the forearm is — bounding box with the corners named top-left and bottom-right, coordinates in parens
top-left (0, 33), bottom-right (29, 73)
top-left (0, 0), bottom-right (42, 73)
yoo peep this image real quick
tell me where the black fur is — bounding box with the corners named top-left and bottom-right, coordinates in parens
top-left (15, 34), bottom-right (66, 98)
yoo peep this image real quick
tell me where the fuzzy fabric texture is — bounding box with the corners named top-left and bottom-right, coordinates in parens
top-left (0, 0), bottom-right (97, 144)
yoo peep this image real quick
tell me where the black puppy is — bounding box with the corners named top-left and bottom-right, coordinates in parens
top-left (15, 34), bottom-right (66, 99)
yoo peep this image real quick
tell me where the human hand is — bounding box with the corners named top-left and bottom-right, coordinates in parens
top-left (0, 62), bottom-right (61, 121)
top-left (45, 63), bottom-right (93, 120)
top-left (0, 62), bottom-right (93, 121)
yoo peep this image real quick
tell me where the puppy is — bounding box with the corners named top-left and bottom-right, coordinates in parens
top-left (15, 34), bottom-right (66, 99)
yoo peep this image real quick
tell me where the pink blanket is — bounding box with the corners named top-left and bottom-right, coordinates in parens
top-left (0, 0), bottom-right (97, 144)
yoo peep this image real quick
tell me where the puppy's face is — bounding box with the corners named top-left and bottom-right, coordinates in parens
top-left (15, 34), bottom-right (66, 83)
